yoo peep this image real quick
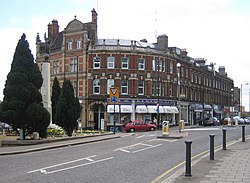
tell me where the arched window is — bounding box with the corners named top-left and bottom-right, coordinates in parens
top-left (76, 38), bottom-right (82, 49)
top-left (68, 39), bottom-right (73, 50)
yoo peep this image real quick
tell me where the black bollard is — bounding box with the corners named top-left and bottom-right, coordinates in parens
top-left (242, 125), bottom-right (245, 142)
top-left (185, 140), bottom-right (192, 177)
top-left (222, 129), bottom-right (227, 150)
top-left (209, 134), bottom-right (215, 160)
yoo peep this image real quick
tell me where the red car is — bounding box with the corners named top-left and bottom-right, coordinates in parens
top-left (124, 120), bottom-right (157, 132)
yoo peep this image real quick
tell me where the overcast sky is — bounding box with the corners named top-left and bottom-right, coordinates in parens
top-left (0, 0), bottom-right (250, 111)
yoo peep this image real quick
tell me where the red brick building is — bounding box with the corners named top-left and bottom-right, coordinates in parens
top-left (36, 9), bottom-right (234, 130)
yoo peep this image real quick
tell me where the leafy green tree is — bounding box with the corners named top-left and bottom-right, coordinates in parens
top-left (0, 34), bottom-right (50, 139)
top-left (51, 77), bottom-right (61, 124)
top-left (55, 79), bottom-right (80, 136)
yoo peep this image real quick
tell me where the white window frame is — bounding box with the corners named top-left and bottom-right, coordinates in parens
top-left (181, 67), bottom-right (184, 77)
top-left (152, 81), bottom-right (156, 96)
top-left (152, 60), bottom-right (156, 71)
top-left (70, 57), bottom-right (77, 72)
top-left (138, 80), bottom-right (144, 95)
top-left (186, 69), bottom-right (189, 78)
top-left (53, 60), bottom-right (59, 74)
top-left (71, 80), bottom-right (76, 96)
top-left (170, 62), bottom-right (174, 74)
top-left (107, 79), bottom-right (114, 94)
top-left (93, 57), bottom-right (101, 69)
top-left (68, 39), bottom-right (73, 50)
top-left (121, 80), bottom-right (128, 94)
top-left (163, 61), bottom-right (166, 72)
top-left (158, 60), bottom-right (162, 72)
top-left (107, 56), bottom-right (115, 69)
top-left (138, 58), bottom-right (145, 70)
top-left (121, 57), bottom-right (129, 69)
top-left (93, 79), bottom-right (100, 94)
top-left (76, 38), bottom-right (82, 49)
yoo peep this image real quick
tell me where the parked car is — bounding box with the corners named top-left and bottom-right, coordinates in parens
top-left (243, 117), bottom-right (250, 124)
top-left (233, 116), bottom-right (245, 124)
top-left (204, 118), bottom-right (214, 126)
top-left (124, 120), bottom-right (157, 132)
top-left (220, 118), bottom-right (232, 125)
top-left (212, 117), bottom-right (220, 126)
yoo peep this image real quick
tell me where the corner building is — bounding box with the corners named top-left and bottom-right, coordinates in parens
top-left (36, 9), bottom-right (234, 131)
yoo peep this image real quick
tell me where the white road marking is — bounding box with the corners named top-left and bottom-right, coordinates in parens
top-left (43, 157), bottom-right (114, 174)
top-left (28, 155), bottom-right (99, 174)
top-left (132, 144), bottom-right (162, 153)
top-left (183, 128), bottom-right (221, 131)
top-left (114, 142), bottom-right (162, 154)
top-left (136, 135), bottom-right (145, 139)
top-left (149, 138), bottom-right (177, 142)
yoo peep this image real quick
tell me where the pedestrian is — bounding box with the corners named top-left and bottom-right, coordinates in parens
top-left (153, 117), bottom-right (157, 124)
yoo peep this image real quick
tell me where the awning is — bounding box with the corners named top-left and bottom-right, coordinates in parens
top-left (147, 105), bottom-right (164, 113)
top-left (214, 110), bottom-right (222, 114)
top-left (163, 106), bottom-right (179, 113)
top-left (120, 105), bottom-right (133, 113)
top-left (107, 105), bottom-right (120, 113)
top-left (204, 104), bottom-right (212, 110)
top-left (136, 105), bottom-right (147, 113)
top-left (194, 109), bottom-right (203, 112)
top-left (171, 106), bottom-right (179, 113)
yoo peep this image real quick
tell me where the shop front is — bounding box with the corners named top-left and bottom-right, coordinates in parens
top-left (190, 103), bottom-right (203, 125)
top-left (107, 104), bottom-right (133, 131)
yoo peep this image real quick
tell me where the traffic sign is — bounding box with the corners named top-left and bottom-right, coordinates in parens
top-left (110, 87), bottom-right (119, 104)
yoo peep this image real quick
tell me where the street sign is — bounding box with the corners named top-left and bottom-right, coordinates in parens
top-left (110, 87), bottom-right (119, 104)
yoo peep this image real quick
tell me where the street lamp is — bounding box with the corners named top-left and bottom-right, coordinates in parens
top-left (240, 83), bottom-right (249, 117)
top-left (177, 63), bottom-right (181, 132)
top-left (157, 57), bottom-right (160, 129)
top-left (231, 88), bottom-right (234, 117)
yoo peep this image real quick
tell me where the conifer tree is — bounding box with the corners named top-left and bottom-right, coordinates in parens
top-left (51, 77), bottom-right (61, 124)
top-left (55, 79), bottom-right (81, 136)
top-left (0, 34), bottom-right (50, 139)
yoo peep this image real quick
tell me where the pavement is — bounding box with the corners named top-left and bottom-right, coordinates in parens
top-left (158, 135), bottom-right (250, 183)
top-left (0, 133), bottom-right (123, 156)
top-left (1, 128), bottom-right (250, 183)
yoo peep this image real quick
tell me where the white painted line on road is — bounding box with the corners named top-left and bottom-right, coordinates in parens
top-left (184, 127), bottom-right (221, 131)
top-left (149, 134), bottom-right (156, 137)
top-left (140, 143), bottom-right (155, 147)
top-left (149, 138), bottom-right (177, 142)
top-left (136, 135), bottom-right (145, 139)
top-left (118, 149), bottom-right (131, 153)
top-left (114, 143), bottom-right (162, 154)
top-left (132, 144), bottom-right (162, 153)
top-left (44, 157), bottom-right (114, 174)
top-left (85, 157), bottom-right (95, 162)
top-left (28, 155), bottom-right (97, 174)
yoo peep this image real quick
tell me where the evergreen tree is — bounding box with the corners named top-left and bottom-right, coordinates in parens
top-left (0, 34), bottom-right (50, 139)
top-left (51, 77), bottom-right (61, 124)
top-left (55, 79), bottom-right (81, 136)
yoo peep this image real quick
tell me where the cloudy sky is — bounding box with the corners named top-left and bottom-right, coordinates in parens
top-left (1, 0), bottom-right (250, 111)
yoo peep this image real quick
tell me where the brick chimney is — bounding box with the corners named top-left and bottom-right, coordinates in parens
top-left (157, 35), bottom-right (168, 50)
top-left (48, 19), bottom-right (59, 43)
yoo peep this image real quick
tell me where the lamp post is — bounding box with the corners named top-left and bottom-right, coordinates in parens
top-left (231, 88), bottom-right (234, 117)
top-left (240, 83), bottom-right (249, 118)
top-left (157, 57), bottom-right (160, 129)
top-left (177, 63), bottom-right (181, 132)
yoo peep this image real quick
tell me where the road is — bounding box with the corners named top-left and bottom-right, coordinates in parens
top-left (0, 125), bottom-right (249, 183)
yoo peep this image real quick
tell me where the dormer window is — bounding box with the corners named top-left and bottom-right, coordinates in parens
top-left (68, 39), bottom-right (73, 50)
